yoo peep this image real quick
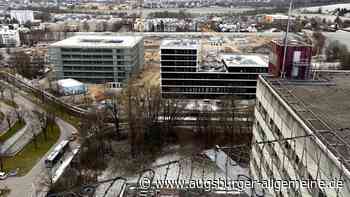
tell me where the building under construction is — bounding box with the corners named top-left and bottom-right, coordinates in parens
top-left (160, 39), bottom-right (269, 99)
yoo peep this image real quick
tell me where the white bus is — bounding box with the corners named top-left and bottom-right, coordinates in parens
top-left (45, 140), bottom-right (70, 168)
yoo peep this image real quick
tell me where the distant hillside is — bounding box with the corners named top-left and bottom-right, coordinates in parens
top-left (232, 0), bottom-right (350, 8)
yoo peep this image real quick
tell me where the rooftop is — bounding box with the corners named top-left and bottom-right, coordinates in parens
top-left (221, 54), bottom-right (268, 68)
top-left (160, 39), bottom-right (199, 50)
top-left (271, 39), bottom-right (311, 47)
top-left (265, 72), bottom-right (350, 173)
top-left (50, 35), bottom-right (143, 48)
top-left (57, 78), bottom-right (84, 87)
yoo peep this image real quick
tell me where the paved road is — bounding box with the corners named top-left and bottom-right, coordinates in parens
top-left (0, 89), bottom-right (40, 156)
top-left (0, 91), bottom-right (77, 197)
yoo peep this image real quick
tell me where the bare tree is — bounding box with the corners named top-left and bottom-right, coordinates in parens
top-left (77, 111), bottom-right (109, 173)
top-left (313, 31), bottom-right (326, 55)
top-left (0, 143), bottom-right (4, 170)
top-left (121, 77), bottom-right (163, 157)
top-left (82, 21), bottom-right (89, 32)
top-left (15, 104), bottom-right (25, 119)
top-left (29, 125), bottom-right (38, 150)
top-left (107, 97), bottom-right (120, 137)
top-left (9, 88), bottom-right (15, 104)
top-left (0, 83), bottom-right (4, 99)
top-left (326, 40), bottom-right (348, 62)
top-left (6, 113), bottom-right (12, 132)
top-left (161, 98), bottom-right (184, 142)
top-left (33, 110), bottom-right (49, 141)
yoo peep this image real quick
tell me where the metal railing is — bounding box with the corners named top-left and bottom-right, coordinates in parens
top-left (0, 71), bottom-right (89, 117)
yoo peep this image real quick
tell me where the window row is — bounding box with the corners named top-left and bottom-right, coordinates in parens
top-left (161, 55), bottom-right (197, 61)
top-left (63, 60), bottom-right (113, 65)
top-left (227, 67), bottom-right (268, 73)
top-left (161, 49), bottom-right (197, 55)
top-left (161, 61), bottom-right (197, 67)
top-left (162, 80), bottom-right (257, 87)
top-left (63, 66), bottom-right (114, 71)
top-left (61, 48), bottom-right (113, 53)
top-left (63, 72), bottom-right (114, 77)
top-left (62, 54), bottom-right (113, 59)
top-left (162, 87), bottom-right (256, 94)
top-left (161, 73), bottom-right (259, 80)
top-left (161, 67), bottom-right (196, 72)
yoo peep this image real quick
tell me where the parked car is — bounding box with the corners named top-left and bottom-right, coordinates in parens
top-left (8, 169), bottom-right (19, 177)
top-left (0, 172), bottom-right (8, 180)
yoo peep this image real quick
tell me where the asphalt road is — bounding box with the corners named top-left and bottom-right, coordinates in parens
top-left (0, 92), bottom-right (77, 197)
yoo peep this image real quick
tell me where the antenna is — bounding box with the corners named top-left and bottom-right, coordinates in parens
top-left (281, 0), bottom-right (293, 78)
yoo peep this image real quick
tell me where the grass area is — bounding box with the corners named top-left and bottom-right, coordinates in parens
top-left (0, 188), bottom-right (10, 197)
top-left (17, 90), bottom-right (81, 128)
top-left (0, 99), bottom-right (18, 108)
top-left (0, 120), bottom-right (25, 142)
top-left (44, 104), bottom-right (81, 128)
top-left (3, 123), bottom-right (60, 176)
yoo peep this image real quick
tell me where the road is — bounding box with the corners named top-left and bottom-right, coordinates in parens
top-left (0, 89), bottom-right (38, 156)
top-left (0, 92), bottom-right (77, 197)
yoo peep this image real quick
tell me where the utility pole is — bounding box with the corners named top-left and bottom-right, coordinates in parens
top-left (281, 0), bottom-right (293, 78)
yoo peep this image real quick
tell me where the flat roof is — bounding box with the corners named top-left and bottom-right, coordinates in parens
top-left (160, 39), bottom-right (199, 50)
top-left (221, 54), bottom-right (268, 68)
top-left (271, 39), bottom-right (312, 47)
top-left (264, 72), bottom-right (350, 172)
top-left (57, 78), bottom-right (84, 87)
top-left (50, 35), bottom-right (143, 48)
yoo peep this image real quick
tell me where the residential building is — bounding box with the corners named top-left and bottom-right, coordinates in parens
top-left (0, 27), bottom-right (20, 47)
top-left (49, 35), bottom-right (144, 85)
top-left (251, 72), bottom-right (350, 197)
top-left (264, 14), bottom-right (295, 24)
top-left (160, 39), bottom-right (268, 99)
top-left (10, 10), bottom-right (34, 24)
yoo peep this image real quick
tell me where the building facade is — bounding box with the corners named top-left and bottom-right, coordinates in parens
top-left (250, 74), bottom-right (350, 197)
top-left (0, 27), bottom-right (20, 47)
top-left (10, 10), bottom-right (34, 25)
top-left (269, 39), bottom-right (312, 79)
top-left (49, 35), bottom-right (144, 85)
top-left (160, 39), bottom-right (268, 99)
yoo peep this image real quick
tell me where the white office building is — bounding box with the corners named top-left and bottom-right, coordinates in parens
top-left (49, 34), bottom-right (144, 85)
top-left (10, 10), bottom-right (34, 24)
top-left (0, 28), bottom-right (20, 47)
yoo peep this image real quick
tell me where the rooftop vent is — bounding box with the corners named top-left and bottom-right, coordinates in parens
top-left (106, 39), bottom-right (124, 44)
top-left (80, 39), bottom-right (103, 43)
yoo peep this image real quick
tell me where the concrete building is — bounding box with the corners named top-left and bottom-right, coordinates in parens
top-left (160, 39), bottom-right (268, 99)
top-left (251, 72), bottom-right (350, 197)
top-left (10, 10), bottom-right (34, 24)
top-left (49, 35), bottom-right (144, 85)
top-left (0, 27), bottom-right (20, 47)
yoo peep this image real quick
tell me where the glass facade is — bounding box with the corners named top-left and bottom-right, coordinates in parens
top-left (50, 39), bottom-right (144, 85)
